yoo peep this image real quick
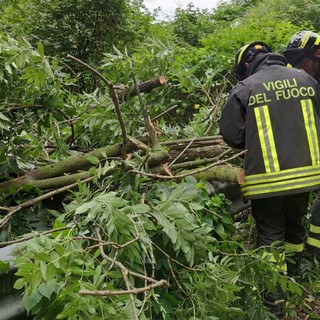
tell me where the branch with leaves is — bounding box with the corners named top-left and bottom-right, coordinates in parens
top-left (78, 225), bottom-right (169, 320)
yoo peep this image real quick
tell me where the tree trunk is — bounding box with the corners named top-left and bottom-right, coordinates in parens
top-left (0, 136), bottom-right (242, 192)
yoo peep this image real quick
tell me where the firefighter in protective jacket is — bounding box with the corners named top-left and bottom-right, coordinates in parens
top-left (284, 30), bottom-right (320, 259)
top-left (221, 42), bottom-right (320, 199)
top-left (219, 42), bottom-right (320, 315)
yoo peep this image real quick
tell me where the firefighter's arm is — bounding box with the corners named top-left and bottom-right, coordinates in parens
top-left (219, 89), bottom-right (246, 149)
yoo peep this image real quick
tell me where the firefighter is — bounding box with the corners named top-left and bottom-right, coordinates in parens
top-left (283, 31), bottom-right (320, 260)
top-left (219, 41), bottom-right (320, 315)
top-left (283, 30), bottom-right (320, 81)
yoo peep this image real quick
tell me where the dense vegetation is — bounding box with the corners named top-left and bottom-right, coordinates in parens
top-left (0, 0), bottom-right (319, 319)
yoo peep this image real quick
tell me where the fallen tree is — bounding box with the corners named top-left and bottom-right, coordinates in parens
top-left (0, 135), bottom-right (242, 193)
top-left (0, 57), bottom-right (244, 232)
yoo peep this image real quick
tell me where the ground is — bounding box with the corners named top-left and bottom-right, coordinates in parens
top-left (284, 294), bottom-right (320, 319)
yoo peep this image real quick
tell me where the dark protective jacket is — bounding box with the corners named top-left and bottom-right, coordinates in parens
top-left (220, 53), bottom-right (320, 200)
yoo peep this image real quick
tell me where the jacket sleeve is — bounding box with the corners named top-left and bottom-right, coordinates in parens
top-left (302, 71), bottom-right (320, 115)
top-left (219, 85), bottom-right (246, 149)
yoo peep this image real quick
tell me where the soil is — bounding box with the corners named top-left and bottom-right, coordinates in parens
top-left (283, 294), bottom-right (320, 319)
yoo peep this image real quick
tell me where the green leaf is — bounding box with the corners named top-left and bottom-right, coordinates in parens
top-left (14, 278), bottom-right (25, 290)
top-left (75, 201), bottom-right (98, 214)
top-left (37, 42), bottom-right (44, 57)
top-left (132, 203), bottom-right (150, 213)
top-left (4, 64), bottom-right (12, 74)
top-left (86, 156), bottom-right (100, 165)
top-left (155, 211), bottom-right (178, 245)
top-left (0, 260), bottom-right (10, 273)
top-left (0, 112), bottom-right (9, 121)
top-left (23, 290), bottom-right (43, 313)
top-left (38, 282), bottom-right (58, 299)
top-left (43, 59), bottom-right (54, 78)
top-left (170, 183), bottom-right (185, 200)
top-left (39, 261), bottom-right (47, 279)
top-left (32, 251), bottom-right (51, 263)
top-left (46, 263), bottom-right (57, 282)
top-left (189, 202), bottom-right (203, 211)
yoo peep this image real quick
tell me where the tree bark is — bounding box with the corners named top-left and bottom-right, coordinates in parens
top-left (168, 145), bottom-right (225, 164)
top-left (193, 165), bottom-right (243, 184)
top-left (119, 76), bottom-right (166, 101)
top-left (0, 136), bottom-right (242, 192)
top-left (0, 141), bottom-right (138, 192)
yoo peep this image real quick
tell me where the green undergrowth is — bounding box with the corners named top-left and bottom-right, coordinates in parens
top-left (11, 177), bottom-right (317, 320)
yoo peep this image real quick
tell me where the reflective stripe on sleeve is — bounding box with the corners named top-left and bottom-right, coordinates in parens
top-left (301, 99), bottom-right (320, 165)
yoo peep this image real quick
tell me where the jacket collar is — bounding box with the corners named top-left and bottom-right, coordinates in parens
top-left (247, 53), bottom-right (286, 77)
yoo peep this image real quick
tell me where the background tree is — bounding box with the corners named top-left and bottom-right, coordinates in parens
top-left (172, 4), bottom-right (215, 47)
top-left (2, 0), bottom-right (152, 58)
top-left (0, 0), bottom-right (153, 92)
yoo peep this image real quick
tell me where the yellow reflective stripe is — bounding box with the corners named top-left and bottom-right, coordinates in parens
top-left (284, 242), bottom-right (304, 253)
top-left (307, 236), bottom-right (320, 249)
top-left (244, 164), bottom-right (320, 184)
top-left (237, 44), bottom-right (250, 64)
top-left (315, 36), bottom-right (320, 45)
top-left (300, 31), bottom-right (311, 48)
top-left (254, 106), bottom-right (280, 173)
top-left (242, 174), bottom-right (320, 197)
top-left (310, 223), bottom-right (320, 234)
top-left (301, 99), bottom-right (320, 165)
top-left (255, 107), bottom-right (271, 172)
top-left (261, 251), bottom-right (287, 271)
top-left (275, 299), bottom-right (285, 304)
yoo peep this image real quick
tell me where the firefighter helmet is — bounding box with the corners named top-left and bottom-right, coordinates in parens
top-left (283, 30), bottom-right (320, 66)
top-left (234, 41), bottom-right (272, 80)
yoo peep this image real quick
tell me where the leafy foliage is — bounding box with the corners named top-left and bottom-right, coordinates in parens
top-left (0, 34), bottom-right (74, 178)
top-left (0, 0), bottom-right (152, 64)
top-left (13, 177), bottom-right (302, 319)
